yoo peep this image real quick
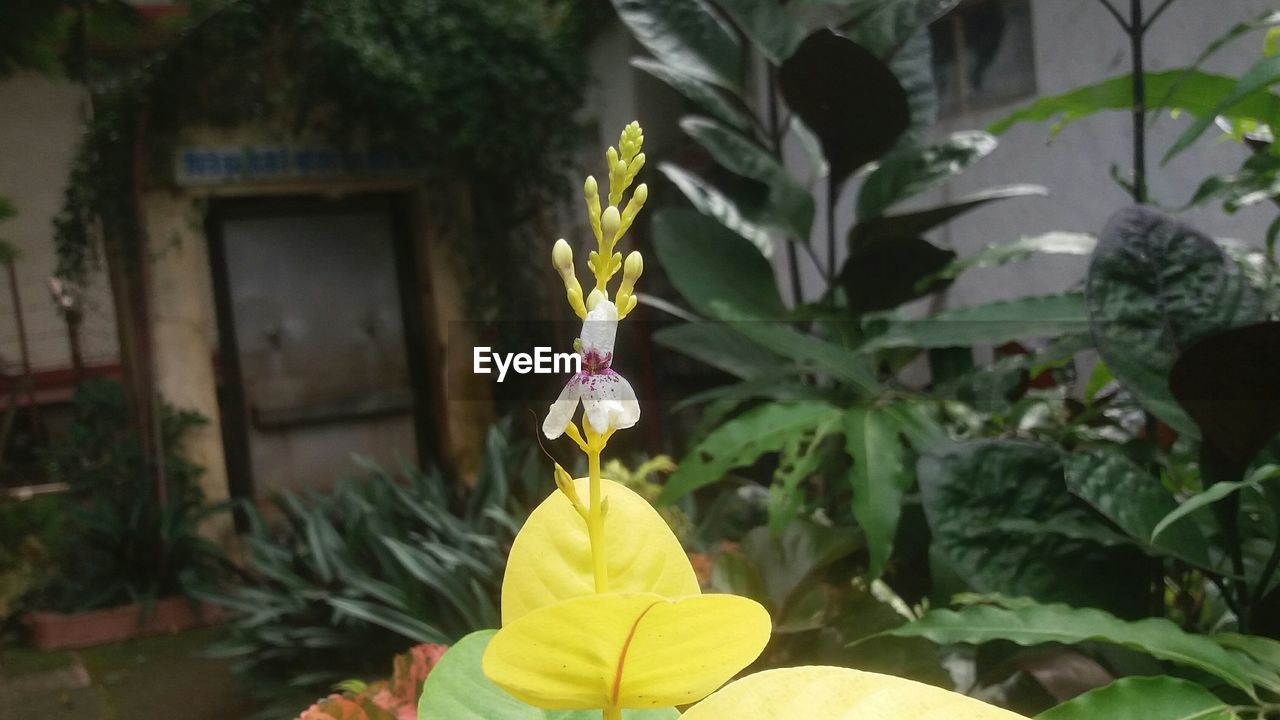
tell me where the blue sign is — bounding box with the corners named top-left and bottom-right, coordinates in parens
top-left (173, 145), bottom-right (407, 186)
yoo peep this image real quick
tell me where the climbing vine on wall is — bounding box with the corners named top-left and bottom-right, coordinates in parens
top-left (53, 0), bottom-right (604, 318)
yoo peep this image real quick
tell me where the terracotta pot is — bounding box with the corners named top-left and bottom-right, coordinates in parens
top-left (25, 596), bottom-right (222, 650)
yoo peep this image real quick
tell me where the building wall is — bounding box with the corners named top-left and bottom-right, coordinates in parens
top-left (0, 74), bottom-right (120, 376)
top-left (778, 0), bottom-right (1279, 308)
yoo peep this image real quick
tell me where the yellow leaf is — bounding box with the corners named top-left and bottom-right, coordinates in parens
top-left (501, 478), bottom-right (700, 623)
top-left (681, 666), bottom-right (1031, 719)
top-left (482, 592), bottom-right (770, 710)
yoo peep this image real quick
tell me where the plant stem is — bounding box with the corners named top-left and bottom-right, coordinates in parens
top-left (1129, 0), bottom-right (1148, 204)
top-left (604, 705), bottom-right (622, 720)
top-left (825, 178), bottom-right (838, 287)
top-left (587, 442), bottom-right (609, 593)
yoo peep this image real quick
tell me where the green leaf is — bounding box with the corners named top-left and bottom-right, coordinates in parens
top-left (651, 323), bottom-right (785, 381)
top-left (0, 195), bottom-right (15, 221)
top-left (989, 70), bottom-right (1280, 138)
top-left (840, 0), bottom-right (962, 59)
top-left (931, 232), bottom-right (1096, 283)
top-left (630, 57), bottom-right (750, 131)
top-left (1087, 207), bottom-right (1262, 439)
top-left (768, 413), bottom-right (842, 533)
top-left (611, 0), bottom-right (742, 89)
top-left (1165, 54), bottom-right (1280, 162)
top-left (841, 237), bottom-right (956, 313)
top-left (916, 440), bottom-right (1147, 615)
top-left (859, 292), bottom-right (1089, 354)
top-left (661, 401), bottom-right (842, 504)
top-left (417, 630), bottom-right (679, 720)
top-left (708, 302), bottom-right (880, 393)
top-left (852, 184), bottom-right (1048, 247)
top-left (1036, 676), bottom-right (1234, 720)
top-left (889, 602), bottom-right (1255, 696)
top-left (779, 29), bottom-right (909, 185)
top-left (856, 131), bottom-right (998, 222)
top-left (681, 116), bottom-right (814, 238)
top-left (712, 0), bottom-right (805, 64)
top-left (651, 208), bottom-right (784, 317)
top-left (326, 597), bottom-right (450, 645)
top-left (1152, 466), bottom-right (1280, 544)
top-left (1063, 448), bottom-right (1212, 568)
top-left (845, 406), bottom-right (912, 579)
top-left (658, 162), bottom-right (776, 256)
top-left (884, 28), bottom-right (940, 149)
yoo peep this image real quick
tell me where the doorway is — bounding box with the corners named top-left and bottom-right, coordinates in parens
top-left (207, 194), bottom-right (434, 497)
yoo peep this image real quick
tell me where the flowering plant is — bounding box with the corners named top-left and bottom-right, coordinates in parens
top-left (299, 644), bottom-right (447, 720)
top-left (416, 123), bottom-right (1027, 719)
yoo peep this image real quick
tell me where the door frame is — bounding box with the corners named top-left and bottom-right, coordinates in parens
top-left (205, 192), bottom-right (439, 502)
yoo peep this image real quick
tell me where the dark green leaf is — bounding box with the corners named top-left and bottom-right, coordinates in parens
top-left (859, 292), bottom-right (1089, 353)
top-left (611, 0), bottom-right (742, 89)
top-left (1170, 322), bottom-right (1280, 468)
top-left (1063, 448), bottom-right (1212, 568)
top-left (931, 232), bottom-right (1096, 283)
top-left (845, 406), bottom-right (912, 579)
top-left (662, 401), bottom-right (842, 504)
top-left (651, 208), bottom-right (785, 317)
top-left (1087, 207), bottom-right (1262, 438)
top-left (681, 116), bottom-right (814, 238)
top-left (326, 597), bottom-right (450, 645)
top-left (1153, 465), bottom-right (1280, 546)
top-left (1036, 676), bottom-right (1234, 720)
top-left (630, 57), bottom-right (751, 132)
top-left (857, 131), bottom-right (997, 222)
top-left (889, 601), bottom-right (1254, 696)
top-left (841, 236), bottom-right (956, 313)
top-left (657, 162), bottom-right (776, 255)
top-left (779, 29), bottom-right (910, 185)
top-left (852, 184), bottom-right (1047, 247)
top-left (916, 440), bottom-right (1147, 615)
top-left (651, 323), bottom-right (785, 381)
top-left (417, 630), bottom-right (679, 720)
top-left (712, 0), bottom-right (805, 64)
top-left (840, 0), bottom-right (961, 59)
top-left (768, 412), bottom-right (842, 533)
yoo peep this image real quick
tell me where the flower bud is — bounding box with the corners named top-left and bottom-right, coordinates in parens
top-left (552, 239), bottom-right (574, 272)
top-left (624, 251), bottom-right (643, 280)
top-left (600, 205), bottom-right (621, 244)
top-left (583, 175), bottom-right (598, 198)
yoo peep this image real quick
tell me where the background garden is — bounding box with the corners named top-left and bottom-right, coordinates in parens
top-left (2, 0), bottom-right (1280, 718)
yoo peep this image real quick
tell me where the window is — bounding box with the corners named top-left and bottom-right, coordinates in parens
top-left (931, 0), bottom-right (1037, 117)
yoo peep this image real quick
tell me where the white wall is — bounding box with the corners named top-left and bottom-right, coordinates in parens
top-left (0, 74), bottom-right (119, 375)
top-left (778, 0), bottom-right (1279, 308)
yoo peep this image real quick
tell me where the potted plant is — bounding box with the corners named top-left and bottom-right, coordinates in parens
top-left (24, 378), bottom-right (227, 649)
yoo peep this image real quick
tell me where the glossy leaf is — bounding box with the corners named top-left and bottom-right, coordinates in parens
top-left (630, 58), bottom-right (750, 131)
top-left (651, 208), bottom-right (784, 317)
top-left (841, 237), bottom-right (956, 313)
top-left (1035, 676), bottom-right (1234, 720)
top-left (931, 232), bottom-right (1096, 282)
top-left (889, 602), bottom-right (1254, 695)
top-left (852, 184), bottom-right (1048, 247)
top-left (859, 293), bottom-right (1089, 354)
top-left (989, 70), bottom-right (1280, 137)
top-left (1165, 54), bottom-right (1280, 161)
top-left (857, 131), bottom-right (998, 222)
top-left (845, 407), bottom-right (912, 579)
top-left (658, 162), bottom-right (776, 256)
top-left (662, 401), bottom-right (843, 504)
top-left (1063, 448), bottom-right (1212, 568)
top-left (651, 322), bottom-right (784, 381)
top-left (1170, 322), bottom-right (1280, 468)
top-left (418, 630), bottom-right (678, 720)
top-left (501, 478), bottom-right (700, 624)
top-left (682, 666), bottom-right (1028, 719)
top-left (885, 28), bottom-right (941, 148)
top-left (611, 0), bottom-right (742, 89)
top-left (681, 116), bottom-right (814, 238)
top-left (840, 0), bottom-right (963, 59)
top-left (1087, 207), bottom-right (1261, 438)
top-left (483, 593), bottom-right (771, 709)
top-left (917, 441), bottom-right (1147, 616)
top-left (713, 0), bottom-right (804, 64)
top-left (779, 29), bottom-right (909, 185)
top-left (768, 413), bottom-right (842, 533)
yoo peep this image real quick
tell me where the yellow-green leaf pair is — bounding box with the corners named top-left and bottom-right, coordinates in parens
top-left (484, 478), bottom-right (772, 710)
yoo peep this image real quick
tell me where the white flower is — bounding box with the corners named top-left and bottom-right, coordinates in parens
top-left (542, 299), bottom-right (640, 439)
